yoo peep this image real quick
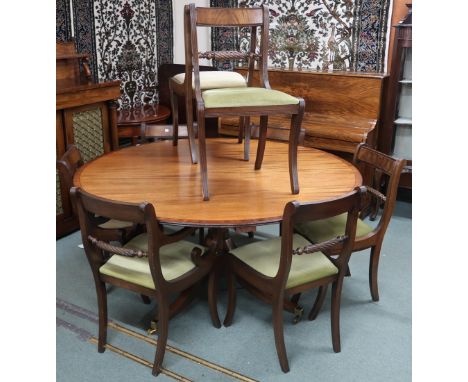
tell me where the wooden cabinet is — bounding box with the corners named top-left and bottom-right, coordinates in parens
top-left (380, 4), bottom-right (412, 188)
top-left (56, 41), bottom-right (121, 238)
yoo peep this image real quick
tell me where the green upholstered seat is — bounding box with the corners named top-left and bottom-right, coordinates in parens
top-left (99, 233), bottom-right (204, 289)
top-left (172, 71), bottom-right (247, 90)
top-left (230, 234), bottom-right (338, 289)
top-left (295, 213), bottom-right (374, 244)
top-left (202, 87), bottom-right (299, 109)
top-left (98, 219), bottom-right (133, 230)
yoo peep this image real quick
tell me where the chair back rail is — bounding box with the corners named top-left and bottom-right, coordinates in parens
top-left (353, 144), bottom-right (405, 240)
top-left (276, 187), bottom-right (366, 289)
top-left (195, 7), bottom-right (264, 26)
top-left (187, 4), bottom-right (271, 102)
top-left (56, 145), bottom-right (83, 192)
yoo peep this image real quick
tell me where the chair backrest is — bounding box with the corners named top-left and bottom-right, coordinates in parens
top-left (277, 187), bottom-right (366, 288)
top-left (70, 186), bottom-right (182, 291)
top-left (353, 144), bottom-right (405, 239)
top-left (185, 4), bottom-right (270, 104)
top-left (56, 145), bottom-right (84, 195)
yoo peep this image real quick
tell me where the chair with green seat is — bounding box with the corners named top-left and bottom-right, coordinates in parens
top-left (295, 144), bottom-right (405, 306)
top-left (57, 145), bottom-right (136, 244)
top-left (222, 187), bottom-right (366, 373)
top-left (70, 187), bottom-right (218, 377)
top-left (185, 4), bottom-right (305, 200)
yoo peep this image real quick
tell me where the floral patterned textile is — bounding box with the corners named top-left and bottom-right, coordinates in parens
top-left (211, 0), bottom-right (390, 72)
top-left (56, 0), bottom-right (174, 108)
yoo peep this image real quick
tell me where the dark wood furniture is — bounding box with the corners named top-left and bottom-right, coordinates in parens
top-left (57, 145), bottom-right (135, 243)
top-left (117, 104), bottom-right (171, 146)
top-left (180, 4), bottom-right (305, 201)
top-left (295, 144), bottom-right (405, 302)
top-left (380, 4), bottom-right (412, 189)
top-left (74, 138), bottom-right (363, 331)
top-left (221, 68), bottom-right (387, 154)
top-left (70, 187), bottom-right (218, 377)
top-left (223, 188), bottom-right (365, 372)
top-left (56, 40), bottom-right (121, 238)
top-left (74, 139), bottom-right (362, 227)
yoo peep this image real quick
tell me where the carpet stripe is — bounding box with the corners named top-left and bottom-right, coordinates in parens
top-left (89, 337), bottom-right (192, 382)
top-left (109, 322), bottom-right (259, 382)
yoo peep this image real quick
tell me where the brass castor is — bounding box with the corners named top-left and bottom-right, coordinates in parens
top-left (293, 306), bottom-right (304, 324)
top-left (147, 319), bottom-right (158, 335)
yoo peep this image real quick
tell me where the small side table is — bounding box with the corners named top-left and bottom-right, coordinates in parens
top-left (117, 104), bottom-right (171, 146)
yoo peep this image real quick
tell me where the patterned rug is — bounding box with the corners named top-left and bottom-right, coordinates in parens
top-left (210, 0), bottom-right (390, 73)
top-left (56, 0), bottom-right (174, 109)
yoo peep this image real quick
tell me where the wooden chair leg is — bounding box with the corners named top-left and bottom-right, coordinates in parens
top-left (238, 116), bottom-right (244, 143)
top-left (272, 294), bottom-right (290, 373)
top-left (169, 81), bottom-right (179, 147)
top-left (288, 100), bottom-right (304, 195)
top-left (290, 293), bottom-right (301, 305)
top-left (208, 265), bottom-right (221, 328)
top-left (223, 266), bottom-right (237, 327)
top-left (198, 227), bottom-right (205, 245)
top-left (152, 296), bottom-right (169, 376)
top-left (308, 285), bottom-right (328, 321)
top-left (369, 243), bottom-right (383, 301)
top-left (330, 280), bottom-right (343, 353)
top-left (96, 280), bottom-right (108, 353)
top-left (244, 117), bottom-right (251, 161)
top-left (186, 93), bottom-right (198, 164)
top-left (197, 110), bottom-right (209, 201)
top-left (254, 116), bottom-right (268, 170)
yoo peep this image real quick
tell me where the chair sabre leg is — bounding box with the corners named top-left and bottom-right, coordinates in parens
top-left (96, 280), bottom-right (108, 353)
top-left (152, 298), bottom-right (169, 376)
top-left (197, 110), bottom-right (209, 201)
top-left (254, 116), bottom-right (268, 170)
top-left (289, 100), bottom-right (304, 195)
top-left (238, 116), bottom-right (244, 143)
top-left (169, 81), bottom-right (179, 147)
top-left (331, 280), bottom-right (343, 353)
top-left (272, 295), bottom-right (290, 373)
top-left (308, 285), bottom-right (328, 321)
top-left (244, 117), bottom-right (251, 161)
top-left (186, 92), bottom-right (198, 164)
top-left (369, 243), bottom-right (382, 301)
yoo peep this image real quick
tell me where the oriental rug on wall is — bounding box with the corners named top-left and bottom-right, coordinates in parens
top-left (210, 0), bottom-right (390, 73)
top-left (56, 0), bottom-right (174, 108)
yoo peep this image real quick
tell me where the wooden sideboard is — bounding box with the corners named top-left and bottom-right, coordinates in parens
top-left (220, 68), bottom-right (387, 155)
top-left (56, 41), bottom-right (121, 238)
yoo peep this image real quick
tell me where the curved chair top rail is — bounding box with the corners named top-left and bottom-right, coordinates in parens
top-left (194, 7), bottom-right (265, 27)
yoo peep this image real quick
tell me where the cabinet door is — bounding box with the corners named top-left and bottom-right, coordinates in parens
top-left (63, 103), bottom-right (111, 163)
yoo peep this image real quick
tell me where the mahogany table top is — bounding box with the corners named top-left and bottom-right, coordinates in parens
top-left (74, 138), bottom-right (362, 227)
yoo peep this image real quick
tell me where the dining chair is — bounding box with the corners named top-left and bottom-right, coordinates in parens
top-left (222, 187), bottom-right (366, 372)
top-left (295, 144), bottom-right (405, 304)
top-left (57, 145), bottom-right (136, 244)
top-left (70, 187), bottom-right (218, 376)
top-left (184, 4), bottom-right (305, 201)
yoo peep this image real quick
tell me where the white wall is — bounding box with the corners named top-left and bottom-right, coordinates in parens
top-left (172, 0), bottom-right (211, 65)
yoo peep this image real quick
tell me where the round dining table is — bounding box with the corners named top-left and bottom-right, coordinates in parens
top-left (74, 138), bottom-right (362, 228)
